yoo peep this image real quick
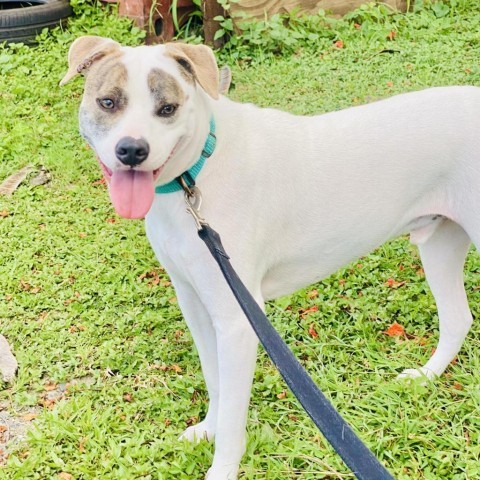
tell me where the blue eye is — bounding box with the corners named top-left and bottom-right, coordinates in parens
top-left (98, 98), bottom-right (115, 110)
top-left (158, 104), bottom-right (176, 117)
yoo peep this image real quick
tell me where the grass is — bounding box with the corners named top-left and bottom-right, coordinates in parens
top-left (0, 0), bottom-right (480, 478)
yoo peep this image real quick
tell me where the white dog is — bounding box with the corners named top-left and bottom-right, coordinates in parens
top-left (62, 36), bottom-right (478, 479)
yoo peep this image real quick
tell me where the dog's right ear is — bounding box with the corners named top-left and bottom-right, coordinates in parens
top-left (60, 36), bottom-right (121, 86)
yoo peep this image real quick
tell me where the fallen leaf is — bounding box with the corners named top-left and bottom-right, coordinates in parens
top-left (186, 416), bottom-right (198, 426)
top-left (21, 413), bottom-right (38, 422)
top-left (171, 364), bottom-right (182, 374)
top-left (39, 398), bottom-right (57, 409)
top-left (387, 30), bottom-right (396, 40)
top-left (0, 425), bottom-right (8, 433)
top-left (92, 177), bottom-right (106, 186)
top-left (123, 393), bottom-right (133, 402)
top-left (384, 322), bottom-right (405, 337)
top-left (78, 437), bottom-right (87, 453)
top-left (299, 305), bottom-right (318, 318)
top-left (386, 81), bottom-right (394, 87)
top-left (58, 473), bottom-right (73, 480)
top-left (44, 381), bottom-right (58, 391)
top-left (307, 289), bottom-right (318, 299)
top-left (385, 278), bottom-right (406, 288)
top-left (308, 323), bottom-right (319, 338)
top-left (277, 390), bottom-right (287, 399)
top-left (453, 381), bottom-right (463, 390)
top-left (0, 165), bottom-right (32, 196)
top-left (334, 40), bottom-right (344, 48)
top-left (0, 210), bottom-right (8, 217)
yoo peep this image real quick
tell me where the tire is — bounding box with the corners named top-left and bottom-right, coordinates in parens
top-left (0, 0), bottom-right (72, 44)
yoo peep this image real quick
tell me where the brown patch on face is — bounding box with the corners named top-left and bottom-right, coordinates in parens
top-left (147, 68), bottom-right (185, 119)
top-left (81, 52), bottom-right (129, 135)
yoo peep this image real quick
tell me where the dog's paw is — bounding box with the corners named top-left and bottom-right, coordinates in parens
top-left (179, 421), bottom-right (215, 443)
top-left (397, 367), bottom-right (437, 385)
top-left (206, 463), bottom-right (239, 480)
top-left (0, 335), bottom-right (18, 383)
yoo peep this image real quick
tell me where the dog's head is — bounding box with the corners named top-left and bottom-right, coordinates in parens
top-left (61, 36), bottom-right (220, 219)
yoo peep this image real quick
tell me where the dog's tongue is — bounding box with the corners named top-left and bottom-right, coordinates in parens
top-left (109, 170), bottom-right (155, 219)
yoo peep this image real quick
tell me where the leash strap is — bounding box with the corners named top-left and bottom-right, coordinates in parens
top-left (197, 223), bottom-right (395, 480)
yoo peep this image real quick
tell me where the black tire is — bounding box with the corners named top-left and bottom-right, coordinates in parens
top-left (0, 0), bottom-right (72, 43)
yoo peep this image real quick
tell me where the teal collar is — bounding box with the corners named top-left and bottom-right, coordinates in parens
top-left (155, 118), bottom-right (216, 194)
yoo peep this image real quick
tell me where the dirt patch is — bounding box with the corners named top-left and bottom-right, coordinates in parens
top-left (0, 375), bottom-right (95, 464)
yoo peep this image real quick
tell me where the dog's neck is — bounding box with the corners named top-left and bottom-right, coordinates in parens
top-left (155, 117), bottom-right (216, 194)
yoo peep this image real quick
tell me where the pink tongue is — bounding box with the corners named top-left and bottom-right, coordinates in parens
top-left (109, 170), bottom-right (155, 219)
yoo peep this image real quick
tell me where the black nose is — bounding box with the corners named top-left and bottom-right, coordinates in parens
top-left (115, 137), bottom-right (150, 166)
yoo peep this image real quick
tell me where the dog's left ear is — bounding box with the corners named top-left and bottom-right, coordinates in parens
top-left (165, 43), bottom-right (219, 100)
top-left (60, 35), bottom-right (121, 86)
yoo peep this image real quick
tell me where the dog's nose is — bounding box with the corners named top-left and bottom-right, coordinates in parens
top-left (115, 137), bottom-right (150, 166)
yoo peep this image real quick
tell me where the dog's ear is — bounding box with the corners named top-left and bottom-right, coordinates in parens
top-left (219, 66), bottom-right (232, 95)
top-left (165, 43), bottom-right (219, 100)
top-left (60, 36), bottom-right (121, 86)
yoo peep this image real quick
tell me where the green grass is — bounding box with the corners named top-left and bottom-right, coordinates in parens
top-left (1, 1), bottom-right (480, 478)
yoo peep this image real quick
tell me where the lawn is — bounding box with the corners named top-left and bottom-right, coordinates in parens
top-left (0, 1), bottom-right (480, 478)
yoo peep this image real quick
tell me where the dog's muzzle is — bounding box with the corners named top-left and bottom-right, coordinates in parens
top-left (115, 137), bottom-right (150, 166)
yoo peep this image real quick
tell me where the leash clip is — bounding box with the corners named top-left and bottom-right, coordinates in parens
top-left (184, 186), bottom-right (208, 230)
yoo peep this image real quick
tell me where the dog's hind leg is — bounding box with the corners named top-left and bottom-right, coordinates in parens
top-left (399, 219), bottom-right (472, 380)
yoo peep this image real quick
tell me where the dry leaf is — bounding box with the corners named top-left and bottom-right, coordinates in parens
top-left (299, 305), bottom-right (318, 318)
top-left (308, 323), bottom-right (319, 338)
top-left (384, 322), bottom-right (405, 337)
top-left (44, 381), bottom-right (58, 391)
top-left (92, 177), bottom-right (106, 186)
top-left (277, 390), bottom-right (287, 399)
top-left (22, 413), bottom-right (38, 422)
top-left (385, 278), bottom-right (406, 288)
top-left (78, 437), bottom-right (87, 453)
top-left (58, 473), bottom-right (73, 480)
top-left (387, 30), bottom-right (396, 40)
top-left (0, 165), bottom-right (32, 196)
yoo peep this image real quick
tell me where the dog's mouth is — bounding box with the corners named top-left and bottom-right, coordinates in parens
top-left (95, 139), bottom-right (184, 220)
top-left (97, 158), bottom-right (162, 220)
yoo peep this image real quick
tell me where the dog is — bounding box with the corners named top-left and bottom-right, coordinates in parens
top-left (61, 36), bottom-right (479, 479)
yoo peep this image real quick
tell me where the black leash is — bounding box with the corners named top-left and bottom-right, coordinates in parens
top-left (182, 185), bottom-right (395, 480)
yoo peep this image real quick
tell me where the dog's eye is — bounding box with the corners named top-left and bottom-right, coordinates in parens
top-left (158, 104), bottom-right (176, 117)
top-left (97, 98), bottom-right (115, 110)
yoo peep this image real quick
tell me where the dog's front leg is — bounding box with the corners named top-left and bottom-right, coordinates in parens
top-left (172, 277), bottom-right (220, 442)
top-left (206, 311), bottom-right (259, 480)
top-left (178, 249), bottom-right (260, 480)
